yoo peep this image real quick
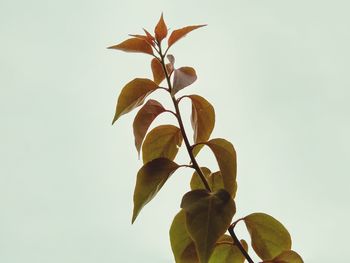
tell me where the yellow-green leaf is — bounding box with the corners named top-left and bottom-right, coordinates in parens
top-left (263, 250), bottom-right (303, 263)
top-left (133, 99), bottom-right (165, 155)
top-left (154, 13), bottom-right (167, 42)
top-left (151, 58), bottom-right (166, 85)
top-left (170, 210), bottom-right (199, 263)
top-left (201, 139), bottom-right (237, 196)
top-left (142, 125), bottom-right (182, 164)
top-left (190, 168), bottom-right (233, 197)
top-left (172, 67), bottom-right (197, 95)
top-left (168, 25), bottom-right (207, 48)
top-left (181, 189), bottom-right (236, 263)
top-left (112, 78), bottom-right (158, 124)
top-left (209, 236), bottom-right (247, 263)
top-left (244, 213), bottom-right (292, 260)
top-left (188, 95), bottom-right (215, 156)
top-left (132, 158), bottom-right (179, 223)
top-left (108, 38), bottom-right (153, 55)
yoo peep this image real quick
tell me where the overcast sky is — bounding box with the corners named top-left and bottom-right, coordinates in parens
top-left (1, 0), bottom-right (349, 262)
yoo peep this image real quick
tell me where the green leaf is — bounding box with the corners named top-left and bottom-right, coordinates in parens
top-left (263, 250), bottom-right (303, 263)
top-left (112, 78), bottom-right (158, 124)
top-left (168, 25), bottom-right (207, 48)
top-left (181, 189), bottom-right (236, 263)
top-left (142, 125), bottom-right (182, 164)
top-left (132, 158), bottom-right (179, 223)
top-left (154, 13), bottom-right (167, 42)
top-left (201, 139), bottom-right (237, 196)
top-left (170, 210), bottom-right (199, 263)
top-left (108, 38), bottom-right (153, 55)
top-left (188, 95), bottom-right (215, 157)
top-left (244, 213), bottom-right (292, 260)
top-left (172, 67), bottom-right (197, 95)
top-left (209, 236), bottom-right (247, 263)
top-left (151, 58), bottom-right (166, 85)
top-left (190, 168), bottom-right (233, 196)
top-left (133, 99), bottom-right (166, 156)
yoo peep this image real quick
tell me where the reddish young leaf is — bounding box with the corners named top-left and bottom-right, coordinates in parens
top-left (112, 78), bottom-right (158, 124)
top-left (187, 95), bottom-right (215, 156)
top-left (168, 25), bottom-right (207, 48)
top-left (151, 58), bottom-right (166, 84)
top-left (143, 28), bottom-right (155, 41)
top-left (154, 13), bottom-right (167, 42)
top-left (133, 99), bottom-right (166, 155)
top-left (244, 213), bottom-right (292, 260)
top-left (142, 125), bottom-right (183, 164)
top-left (129, 34), bottom-right (154, 47)
top-left (199, 139), bottom-right (237, 197)
top-left (132, 158), bottom-right (179, 223)
top-left (181, 189), bottom-right (236, 263)
top-left (172, 67), bottom-right (197, 95)
top-left (108, 38), bottom-right (153, 55)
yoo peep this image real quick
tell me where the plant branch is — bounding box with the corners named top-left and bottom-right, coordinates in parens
top-left (158, 43), bottom-right (254, 263)
top-left (157, 44), bottom-right (211, 192)
top-left (228, 226), bottom-right (255, 263)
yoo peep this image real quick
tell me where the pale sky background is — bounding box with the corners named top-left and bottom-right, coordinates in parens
top-left (1, 0), bottom-right (349, 262)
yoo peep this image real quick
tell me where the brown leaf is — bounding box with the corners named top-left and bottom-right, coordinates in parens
top-left (154, 13), bottom-right (167, 42)
top-left (151, 58), bottom-right (166, 84)
top-left (133, 99), bottom-right (166, 155)
top-left (188, 95), bottom-right (215, 156)
top-left (112, 78), bottom-right (158, 124)
top-left (108, 38), bottom-right (153, 55)
top-left (172, 67), bottom-right (197, 95)
top-left (168, 25), bottom-right (207, 48)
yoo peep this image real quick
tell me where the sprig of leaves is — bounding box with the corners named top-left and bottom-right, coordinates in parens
top-left (109, 14), bottom-right (303, 263)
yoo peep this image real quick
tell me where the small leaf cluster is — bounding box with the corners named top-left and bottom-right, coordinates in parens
top-left (109, 14), bottom-right (303, 263)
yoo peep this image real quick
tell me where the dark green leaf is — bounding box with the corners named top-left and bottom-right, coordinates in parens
top-left (142, 125), bottom-right (182, 163)
top-left (132, 158), bottom-right (179, 223)
top-left (181, 189), bottom-right (236, 263)
top-left (112, 78), bottom-right (158, 124)
top-left (133, 99), bottom-right (165, 155)
top-left (244, 213), bottom-right (292, 260)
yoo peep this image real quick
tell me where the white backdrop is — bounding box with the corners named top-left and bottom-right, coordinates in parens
top-left (1, 0), bottom-right (349, 262)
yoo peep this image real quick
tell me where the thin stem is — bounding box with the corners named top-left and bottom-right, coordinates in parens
top-left (228, 226), bottom-right (255, 263)
top-left (158, 42), bottom-right (254, 263)
top-left (157, 44), bottom-right (211, 192)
